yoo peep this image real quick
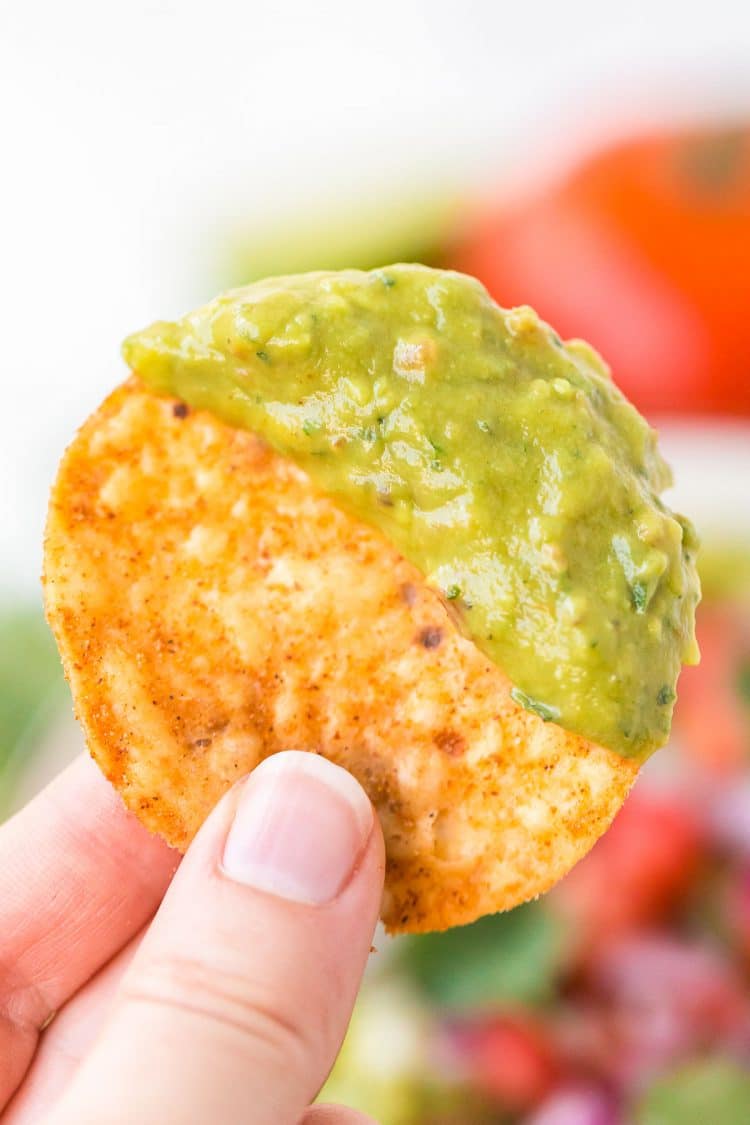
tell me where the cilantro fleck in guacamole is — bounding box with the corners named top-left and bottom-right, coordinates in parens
top-left (123, 264), bottom-right (700, 758)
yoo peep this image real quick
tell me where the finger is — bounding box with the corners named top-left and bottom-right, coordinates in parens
top-left (0, 755), bottom-right (177, 1106)
top-left (3, 934), bottom-right (143, 1125)
top-left (301, 1107), bottom-right (379, 1124)
top-left (48, 751), bottom-right (385, 1125)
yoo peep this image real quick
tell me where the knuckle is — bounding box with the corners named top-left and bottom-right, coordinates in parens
top-left (122, 952), bottom-right (315, 1067)
top-left (0, 958), bottom-right (51, 1036)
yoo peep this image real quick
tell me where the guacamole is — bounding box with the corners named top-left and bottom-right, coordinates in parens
top-left (123, 264), bottom-right (700, 758)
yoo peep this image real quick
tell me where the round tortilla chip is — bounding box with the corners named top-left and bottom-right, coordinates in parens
top-left (43, 379), bottom-right (638, 932)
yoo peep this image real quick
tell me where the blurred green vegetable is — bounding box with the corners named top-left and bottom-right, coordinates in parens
top-left (636, 1058), bottom-right (750, 1125)
top-left (698, 540), bottom-right (750, 601)
top-left (219, 191), bottom-right (459, 289)
top-left (396, 903), bottom-right (567, 1012)
top-left (320, 980), bottom-right (431, 1125)
top-left (0, 602), bottom-right (65, 812)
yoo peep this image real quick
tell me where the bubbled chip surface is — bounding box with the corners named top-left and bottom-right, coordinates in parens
top-left (43, 380), bottom-right (638, 932)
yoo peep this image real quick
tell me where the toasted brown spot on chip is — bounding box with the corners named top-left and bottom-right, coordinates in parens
top-left (435, 729), bottom-right (466, 757)
top-left (418, 625), bottom-right (444, 649)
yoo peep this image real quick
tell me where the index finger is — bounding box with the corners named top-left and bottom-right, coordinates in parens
top-left (0, 754), bottom-right (177, 1108)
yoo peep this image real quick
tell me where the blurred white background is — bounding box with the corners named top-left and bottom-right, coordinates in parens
top-left (3, 0), bottom-right (750, 595)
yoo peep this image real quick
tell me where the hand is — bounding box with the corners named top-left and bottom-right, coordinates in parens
top-left (0, 750), bottom-right (384, 1124)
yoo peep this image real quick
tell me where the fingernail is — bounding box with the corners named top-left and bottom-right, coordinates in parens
top-left (221, 751), bottom-right (373, 904)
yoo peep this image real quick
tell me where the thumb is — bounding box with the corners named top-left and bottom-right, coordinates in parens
top-left (47, 751), bottom-right (385, 1125)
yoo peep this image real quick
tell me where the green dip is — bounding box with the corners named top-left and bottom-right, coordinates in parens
top-left (123, 264), bottom-right (700, 758)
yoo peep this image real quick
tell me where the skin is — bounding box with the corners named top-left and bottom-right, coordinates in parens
top-left (0, 752), bottom-right (384, 1124)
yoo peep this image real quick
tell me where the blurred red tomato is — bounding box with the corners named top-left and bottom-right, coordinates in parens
top-left (444, 1014), bottom-right (561, 1111)
top-left (450, 124), bottom-right (750, 416)
top-left (676, 604), bottom-right (750, 774)
top-left (551, 792), bottom-right (703, 950)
